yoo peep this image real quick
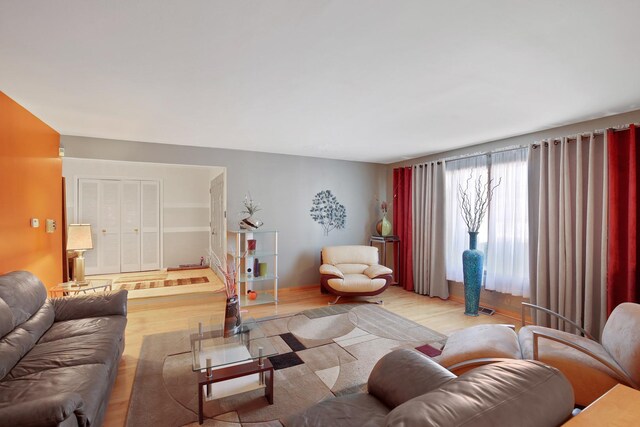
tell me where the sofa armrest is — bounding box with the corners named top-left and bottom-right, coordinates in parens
top-left (0, 392), bottom-right (83, 427)
top-left (51, 290), bottom-right (128, 321)
top-left (319, 264), bottom-right (344, 279)
top-left (368, 349), bottom-right (455, 409)
top-left (364, 264), bottom-right (392, 279)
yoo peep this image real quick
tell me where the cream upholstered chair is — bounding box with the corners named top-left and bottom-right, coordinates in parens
top-left (440, 302), bottom-right (640, 407)
top-left (518, 302), bottom-right (640, 406)
top-left (320, 245), bottom-right (393, 305)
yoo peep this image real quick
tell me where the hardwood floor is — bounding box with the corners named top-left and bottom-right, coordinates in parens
top-left (103, 285), bottom-right (519, 427)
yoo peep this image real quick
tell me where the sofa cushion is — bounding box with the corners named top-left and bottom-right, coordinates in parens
top-left (281, 393), bottom-right (388, 427)
top-left (385, 360), bottom-right (574, 427)
top-left (0, 271), bottom-right (48, 333)
top-left (368, 349), bottom-right (455, 409)
top-left (0, 363), bottom-right (111, 426)
top-left (6, 324), bottom-right (125, 380)
top-left (0, 302), bottom-right (55, 381)
top-left (38, 316), bottom-right (127, 344)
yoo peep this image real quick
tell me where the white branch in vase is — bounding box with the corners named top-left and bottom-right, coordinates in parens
top-left (457, 173), bottom-right (501, 233)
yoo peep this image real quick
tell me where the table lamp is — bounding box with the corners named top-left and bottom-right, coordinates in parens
top-left (67, 224), bottom-right (93, 286)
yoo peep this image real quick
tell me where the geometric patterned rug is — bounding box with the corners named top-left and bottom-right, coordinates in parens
top-left (125, 303), bottom-right (447, 426)
top-left (113, 276), bottom-right (209, 291)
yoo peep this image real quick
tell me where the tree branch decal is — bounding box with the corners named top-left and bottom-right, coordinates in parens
top-left (310, 190), bottom-right (346, 236)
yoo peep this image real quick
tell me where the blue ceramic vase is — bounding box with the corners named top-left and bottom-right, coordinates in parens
top-left (462, 231), bottom-right (484, 316)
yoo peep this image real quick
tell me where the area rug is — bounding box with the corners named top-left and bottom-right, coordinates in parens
top-left (113, 271), bottom-right (169, 283)
top-left (125, 304), bottom-right (447, 427)
top-left (113, 276), bottom-right (209, 291)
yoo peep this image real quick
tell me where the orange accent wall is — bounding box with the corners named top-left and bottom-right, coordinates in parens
top-left (0, 91), bottom-right (62, 288)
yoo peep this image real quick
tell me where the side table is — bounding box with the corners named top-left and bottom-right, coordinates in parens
top-left (562, 384), bottom-right (640, 426)
top-left (369, 235), bottom-right (400, 285)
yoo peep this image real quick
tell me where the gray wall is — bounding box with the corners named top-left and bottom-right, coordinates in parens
top-left (62, 136), bottom-right (387, 288)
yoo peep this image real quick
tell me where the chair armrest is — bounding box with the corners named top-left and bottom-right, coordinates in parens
top-left (319, 264), bottom-right (344, 279)
top-left (51, 290), bottom-right (128, 321)
top-left (522, 302), bottom-right (595, 340)
top-left (368, 349), bottom-right (455, 409)
top-left (0, 392), bottom-right (83, 427)
top-left (363, 264), bottom-right (392, 279)
top-left (531, 330), bottom-right (639, 389)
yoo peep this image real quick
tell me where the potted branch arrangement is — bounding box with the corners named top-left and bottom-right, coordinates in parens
top-left (211, 252), bottom-right (241, 336)
top-left (457, 174), bottom-right (500, 316)
top-left (240, 193), bottom-right (263, 230)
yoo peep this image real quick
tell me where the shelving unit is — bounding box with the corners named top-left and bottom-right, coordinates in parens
top-left (227, 229), bottom-right (278, 307)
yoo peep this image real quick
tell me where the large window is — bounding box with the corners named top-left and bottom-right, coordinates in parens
top-left (444, 147), bottom-right (529, 297)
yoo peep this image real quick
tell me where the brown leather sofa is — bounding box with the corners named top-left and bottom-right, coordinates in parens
top-left (0, 271), bottom-right (128, 427)
top-left (283, 348), bottom-right (575, 427)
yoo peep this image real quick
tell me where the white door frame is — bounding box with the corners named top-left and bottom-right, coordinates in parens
top-left (209, 170), bottom-right (227, 277)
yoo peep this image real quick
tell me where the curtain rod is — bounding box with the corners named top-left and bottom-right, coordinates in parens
top-left (410, 122), bottom-right (638, 167)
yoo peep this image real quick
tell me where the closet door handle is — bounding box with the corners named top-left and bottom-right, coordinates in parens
top-left (102, 229), bottom-right (107, 233)
top-left (134, 228), bottom-right (139, 232)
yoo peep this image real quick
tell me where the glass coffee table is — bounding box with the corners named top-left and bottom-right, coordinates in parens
top-left (189, 314), bottom-right (277, 425)
top-left (50, 279), bottom-right (113, 297)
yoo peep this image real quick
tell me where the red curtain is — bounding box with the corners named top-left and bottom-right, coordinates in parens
top-left (393, 167), bottom-right (414, 291)
top-left (607, 125), bottom-right (639, 314)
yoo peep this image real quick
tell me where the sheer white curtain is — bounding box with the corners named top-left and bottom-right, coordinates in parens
top-left (485, 148), bottom-right (530, 297)
top-left (445, 155), bottom-right (488, 282)
top-left (412, 162), bottom-right (448, 298)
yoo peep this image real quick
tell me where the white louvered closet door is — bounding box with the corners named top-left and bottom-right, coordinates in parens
top-left (140, 181), bottom-right (160, 271)
top-left (98, 180), bottom-right (122, 274)
top-left (78, 179), bottom-right (100, 275)
top-left (120, 181), bottom-right (141, 272)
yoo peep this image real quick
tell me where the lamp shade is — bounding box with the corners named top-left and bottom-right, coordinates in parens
top-left (67, 224), bottom-right (93, 251)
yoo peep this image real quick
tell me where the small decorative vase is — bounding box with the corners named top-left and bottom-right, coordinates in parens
top-left (462, 231), bottom-right (484, 316)
top-left (240, 215), bottom-right (263, 230)
top-left (376, 214), bottom-right (392, 236)
top-left (223, 295), bottom-right (241, 337)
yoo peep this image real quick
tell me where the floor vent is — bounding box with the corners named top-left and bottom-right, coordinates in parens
top-left (478, 306), bottom-right (495, 316)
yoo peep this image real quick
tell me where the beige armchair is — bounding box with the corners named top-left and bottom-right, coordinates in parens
top-left (440, 302), bottom-right (640, 407)
top-left (320, 245), bottom-right (393, 305)
top-left (518, 302), bottom-right (640, 406)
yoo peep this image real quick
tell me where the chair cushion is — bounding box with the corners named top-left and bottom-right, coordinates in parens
top-left (363, 265), bottom-right (392, 279)
top-left (282, 393), bottom-right (388, 427)
top-left (335, 263), bottom-right (369, 274)
top-left (322, 246), bottom-right (379, 266)
top-left (328, 275), bottom-right (387, 293)
top-left (601, 302), bottom-right (640, 385)
top-left (5, 321), bottom-right (125, 380)
top-left (385, 360), bottom-right (574, 427)
top-left (439, 325), bottom-right (521, 372)
top-left (519, 325), bottom-right (621, 406)
top-left (0, 363), bottom-right (111, 426)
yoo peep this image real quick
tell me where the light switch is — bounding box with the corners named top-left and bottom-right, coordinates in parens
top-left (30, 218), bottom-right (40, 228)
top-left (46, 219), bottom-right (56, 233)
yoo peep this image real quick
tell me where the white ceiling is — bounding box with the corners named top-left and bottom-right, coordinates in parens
top-left (2, 1), bottom-right (640, 164)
